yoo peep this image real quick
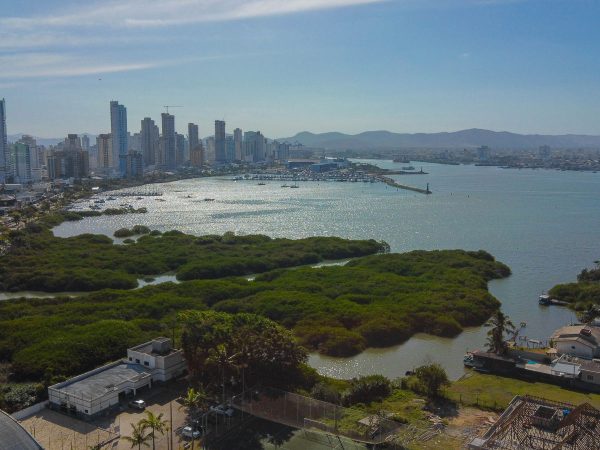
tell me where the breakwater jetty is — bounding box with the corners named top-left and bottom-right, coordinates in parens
top-left (378, 176), bottom-right (432, 194)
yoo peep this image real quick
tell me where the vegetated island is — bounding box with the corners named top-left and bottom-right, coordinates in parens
top-left (0, 218), bottom-right (387, 292)
top-left (549, 262), bottom-right (600, 314)
top-left (0, 239), bottom-right (510, 382)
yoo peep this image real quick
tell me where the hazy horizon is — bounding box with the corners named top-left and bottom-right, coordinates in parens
top-left (2, 0), bottom-right (600, 137)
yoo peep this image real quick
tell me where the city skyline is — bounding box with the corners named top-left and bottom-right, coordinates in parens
top-left (1, 0), bottom-right (600, 137)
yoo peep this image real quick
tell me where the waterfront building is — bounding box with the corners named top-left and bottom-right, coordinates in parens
top-left (244, 131), bottom-right (266, 162)
top-left (205, 136), bottom-right (215, 163)
top-left (96, 133), bottom-right (113, 174)
top-left (226, 135), bottom-right (235, 162)
top-left (551, 325), bottom-right (600, 360)
top-left (128, 132), bottom-right (141, 153)
top-left (161, 113), bottom-right (176, 169)
top-left (110, 100), bottom-right (128, 176)
top-left (477, 145), bottom-right (490, 162)
top-left (190, 144), bottom-right (204, 167)
top-left (48, 338), bottom-right (185, 419)
top-left (215, 120), bottom-right (226, 163)
top-left (140, 117), bottom-right (159, 167)
top-left (47, 149), bottom-right (89, 180)
top-left (234, 128), bottom-right (243, 161)
top-left (125, 151), bottom-right (143, 178)
top-left (188, 122), bottom-right (199, 153)
top-left (176, 132), bottom-right (186, 166)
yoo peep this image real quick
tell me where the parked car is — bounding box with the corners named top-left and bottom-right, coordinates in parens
top-left (129, 399), bottom-right (146, 410)
top-left (210, 404), bottom-right (234, 417)
top-left (181, 426), bottom-right (202, 439)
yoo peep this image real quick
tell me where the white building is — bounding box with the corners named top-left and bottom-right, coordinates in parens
top-left (126, 337), bottom-right (186, 382)
top-left (48, 337), bottom-right (185, 418)
top-left (551, 325), bottom-right (600, 360)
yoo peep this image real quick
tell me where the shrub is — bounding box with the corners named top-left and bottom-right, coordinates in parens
top-left (343, 375), bottom-right (391, 405)
top-left (114, 228), bottom-right (134, 238)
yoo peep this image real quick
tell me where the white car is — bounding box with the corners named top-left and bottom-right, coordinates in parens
top-left (181, 426), bottom-right (202, 439)
top-left (210, 404), bottom-right (234, 417)
top-left (128, 399), bottom-right (146, 410)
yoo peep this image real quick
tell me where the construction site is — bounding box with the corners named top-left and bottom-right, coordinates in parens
top-left (468, 395), bottom-right (600, 449)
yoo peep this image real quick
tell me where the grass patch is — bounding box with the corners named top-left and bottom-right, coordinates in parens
top-left (447, 370), bottom-right (600, 411)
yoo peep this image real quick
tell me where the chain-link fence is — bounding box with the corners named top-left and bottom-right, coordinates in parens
top-left (231, 386), bottom-right (405, 445)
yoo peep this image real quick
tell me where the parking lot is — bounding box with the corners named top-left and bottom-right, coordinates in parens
top-left (19, 380), bottom-right (250, 450)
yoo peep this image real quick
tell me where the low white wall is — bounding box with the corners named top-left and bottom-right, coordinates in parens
top-left (11, 400), bottom-right (48, 420)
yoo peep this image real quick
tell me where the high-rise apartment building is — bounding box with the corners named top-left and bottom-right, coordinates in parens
top-left (141, 117), bottom-right (159, 167)
top-left (11, 142), bottom-right (32, 183)
top-left (48, 134), bottom-right (89, 180)
top-left (0, 98), bottom-right (9, 183)
top-left (81, 135), bottom-right (90, 151)
top-left (175, 133), bottom-right (186, 166)
top-left (244, 131), bottom-right (266, 162)
top-left (188, 123), bottom-right (199, 154)
top-left (214, 120), bottom-right (226, 163)
top-left (96, 134), bottom-right (113, 173)
top-left (234, 128), bottom-right (243, 162)
top-left (226, 136), bottom-right (235, 162)
top-left (161, 113), bottom-right (176, 169)
top-left (110, 101), bottom-right (128, 176)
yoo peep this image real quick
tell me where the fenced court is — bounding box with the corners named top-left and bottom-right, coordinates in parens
top-left (230, 386), bottom-right (404, 445)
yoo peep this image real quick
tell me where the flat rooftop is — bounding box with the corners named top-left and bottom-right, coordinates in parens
top-left (129, 338), bottom-right (179, 357)
top-left (54, 363), bottom-right (151, 400)
top-left (0, 410), bottom-right (43, 450)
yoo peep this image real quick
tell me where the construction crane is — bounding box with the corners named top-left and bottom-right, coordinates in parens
top-left (163, 106), bottom-right (183, 114)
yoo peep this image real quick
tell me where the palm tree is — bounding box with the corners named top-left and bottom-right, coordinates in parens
top-left (140, 411), bottom-right (169, 450)
top-left (485, 310), bottom-right (515, 355)
top-left (122, 422), bottom-right (151, 449)
top-left (180, 386), bottom-right (208, 420)
top-left (206, 344), bottom-right (240, 403)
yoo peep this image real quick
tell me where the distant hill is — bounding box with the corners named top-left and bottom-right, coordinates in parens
top-left (281, 129), bottom-right (600, 150)
top-left (7, 134), bottom-right (96, 147)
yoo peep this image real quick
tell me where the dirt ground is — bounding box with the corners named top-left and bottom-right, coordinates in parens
top-left (444, 406), bottom-right (499, 443)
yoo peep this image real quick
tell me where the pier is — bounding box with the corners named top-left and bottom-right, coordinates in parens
top-left (378, 176), bottom-right (432, 194)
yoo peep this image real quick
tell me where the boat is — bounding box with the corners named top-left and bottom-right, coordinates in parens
top-left (107, 196), bottom-right (116, 201)
top-left (281, 184), bottom-right (289, 188)
top-left (136, 197), bottom-right (143, 200)
top-left (204, 198), bottom-right (215, 202)
top-left (539, 294), bottom-right (551, 305)
top-left (257, 182), bottom-right (266, 186)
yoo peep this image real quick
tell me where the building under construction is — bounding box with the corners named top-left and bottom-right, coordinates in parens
top-left (469, 395), bottom-right (600, 449)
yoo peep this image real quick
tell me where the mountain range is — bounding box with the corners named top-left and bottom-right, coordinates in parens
top-left (280, 129), bottom-right (600, 150)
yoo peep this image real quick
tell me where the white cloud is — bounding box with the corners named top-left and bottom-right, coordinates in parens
top-left (0, 0), bottom-right (386, 30)
top-left (0, 52), bottom-right (159, 78)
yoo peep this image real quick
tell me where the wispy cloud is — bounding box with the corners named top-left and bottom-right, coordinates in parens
top-left (0, 52), bottom-right (161, 78)
top-left (1, 0), bottom-right (386, 30)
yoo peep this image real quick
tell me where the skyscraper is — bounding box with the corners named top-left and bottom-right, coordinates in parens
top-left (244, 131), bottom-right (266, 162)
top-left (226, 136), bottom-right (235, 162)
top-left (96, 134), bottom-right (113, 173)
top-left (11, 142), bottom-right (32, 183)
top-left (161, 113), bottom-right (176, 169)
top-left (175, 133), bottom-right (185, 166)
top-left (234, 128), bottom-right (243, 161)
top-left (81, 134), bottom-right (90, 151)
top-left (0, 99), bottom-right (9, 183)
top-left (188, 123), bottom-right (199, 154)
top-left (214, 120), bottom-right (226, 163)
top-left (141, 117), bottom-right (159, 167)
top-left (110, 101), bottom-right (128, 176)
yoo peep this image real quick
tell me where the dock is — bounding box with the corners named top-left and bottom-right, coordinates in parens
top-left (378, 176), bottom-right (432, 194)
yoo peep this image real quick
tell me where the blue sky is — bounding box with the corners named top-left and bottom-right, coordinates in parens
top-left (1, 0), bottom-right (599, 138)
